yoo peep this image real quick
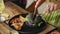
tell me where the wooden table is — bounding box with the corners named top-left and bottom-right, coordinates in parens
top-left (0, 1), bottom-right (56, 34)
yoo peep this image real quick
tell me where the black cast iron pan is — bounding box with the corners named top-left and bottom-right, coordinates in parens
top-left (8, 13), bottom-right (47, 34)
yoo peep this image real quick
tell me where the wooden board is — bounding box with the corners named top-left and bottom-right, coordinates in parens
top-left (38, 24), bottom-right (56, 34)
top-left (5, 1), bottom-right (28, 18)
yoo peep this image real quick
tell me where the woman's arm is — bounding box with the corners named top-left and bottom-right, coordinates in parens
top-left (35, 0), bottom-right (45, 8)
top-left (27, 0), bottom-right (45, 13)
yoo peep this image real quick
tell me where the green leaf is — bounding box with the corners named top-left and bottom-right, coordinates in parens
top-left (38, 22), bottom-right (42, 27)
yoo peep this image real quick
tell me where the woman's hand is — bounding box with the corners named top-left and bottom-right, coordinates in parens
top-left (35, 0), bottom-right (41, 8)
top-left (35, 0), bottom-right (45, 8)
top-left (43, 2), bottom-right (60, 13)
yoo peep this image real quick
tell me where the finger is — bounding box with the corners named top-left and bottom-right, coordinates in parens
top-left (43, 8), bottom-right (47, 14)
top-left (50, 3), bottom-right (54, 12)
top-left (47, 4), bottom-right (51, 13)
top-left (35, 0), bottom-right (41, 8)
top-left (54, 4), bottom-right (57, 10)
top-left (43, 5), bottom-right (49, 14)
